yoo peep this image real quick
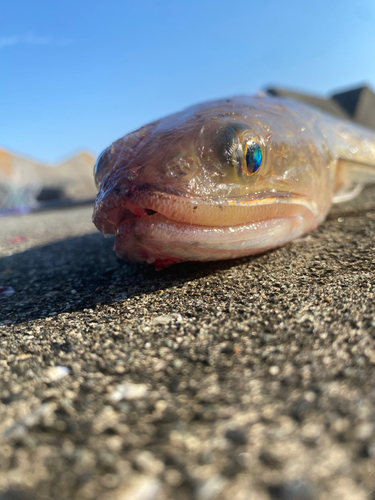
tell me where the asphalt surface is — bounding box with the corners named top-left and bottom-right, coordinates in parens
top-left (0, 188), bottom-right (375, 500)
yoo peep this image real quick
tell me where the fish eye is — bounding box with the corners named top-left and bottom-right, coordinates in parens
top-left (244, 140), bottom-right (262, 176)
top-left (211, 122), bottom-right (264, 179)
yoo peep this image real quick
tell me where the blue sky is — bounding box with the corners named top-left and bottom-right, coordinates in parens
top-left (1, 0), bottom-right (375, 163)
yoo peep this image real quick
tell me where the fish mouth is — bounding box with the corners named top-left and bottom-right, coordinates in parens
top-left (93, 188), bottom-right (318, 269)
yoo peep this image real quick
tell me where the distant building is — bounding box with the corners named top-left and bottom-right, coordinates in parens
top-left (266, 84), bottom-right (375, 130)
top-left (0, 148), bottom-right (97, 213)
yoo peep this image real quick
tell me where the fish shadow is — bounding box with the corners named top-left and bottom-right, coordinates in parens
top-left (2, 183), bottom-right (375, 326)
top-left (0, 232), bottom-right (260, 325)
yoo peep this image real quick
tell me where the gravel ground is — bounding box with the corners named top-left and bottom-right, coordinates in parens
top-left (0, 189), bottom-right (375, 500)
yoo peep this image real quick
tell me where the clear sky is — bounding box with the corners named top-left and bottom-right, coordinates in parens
top-left (1, 0), bottom-right (375, 163)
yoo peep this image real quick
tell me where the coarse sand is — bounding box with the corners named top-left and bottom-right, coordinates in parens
top-left (1, 186), bottom-right (375, 500)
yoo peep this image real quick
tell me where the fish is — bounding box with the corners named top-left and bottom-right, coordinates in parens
top-left (93, 94), bottom-right (375, 269)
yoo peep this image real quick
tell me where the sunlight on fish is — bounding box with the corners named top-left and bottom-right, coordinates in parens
top-left (93, 95), bottom-right (375, 269)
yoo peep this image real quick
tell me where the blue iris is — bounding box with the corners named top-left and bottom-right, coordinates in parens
top-left (245, 141), bottom-right (262, 174)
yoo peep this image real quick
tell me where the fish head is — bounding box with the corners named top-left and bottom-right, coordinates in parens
top-left (93, 96), bottom-right (332, 268)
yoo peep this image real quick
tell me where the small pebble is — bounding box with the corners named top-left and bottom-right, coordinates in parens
top-left (0, 286), bottom-right (15, 297)
top-left (152, 315), bottom-right (173, 325)
top-left (110, 383), bottom-right (148, 402)
top-left (46, 366), bottom-right (70, 382)
top-left (269, 366), bottom-right (280, 376)
top-left (225, 428), bottom-right (248, 445)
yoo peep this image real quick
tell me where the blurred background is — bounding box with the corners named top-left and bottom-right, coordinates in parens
top-left (1, 0), bottom-right (375, 213)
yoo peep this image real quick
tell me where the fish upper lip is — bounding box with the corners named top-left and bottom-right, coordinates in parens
top-left (95, 178), bottom-right (311, 209)
top-left (93, 182), bottom-right (317, 236)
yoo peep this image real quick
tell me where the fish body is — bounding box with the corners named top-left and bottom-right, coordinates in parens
top-left (93, 95), bottom-right (375, 269)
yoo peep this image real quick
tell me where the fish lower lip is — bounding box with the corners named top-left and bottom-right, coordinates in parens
top-left (113, 211), bottom-right (314, 269)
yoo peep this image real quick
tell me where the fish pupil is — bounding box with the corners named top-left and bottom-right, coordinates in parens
top-left (245, 141), bottom-right (262, 174)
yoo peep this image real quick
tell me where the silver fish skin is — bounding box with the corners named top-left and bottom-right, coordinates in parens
top-left (93, 95), bottom-right (375, 269)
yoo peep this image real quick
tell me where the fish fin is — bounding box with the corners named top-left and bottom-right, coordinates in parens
top-left (333, 182), bottom-right (365, 204)
top-left (333, 159), bottom-right (375, 204)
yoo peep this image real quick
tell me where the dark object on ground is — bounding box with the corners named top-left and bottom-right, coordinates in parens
top-left (36, 187), bottom-right (65, 202)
